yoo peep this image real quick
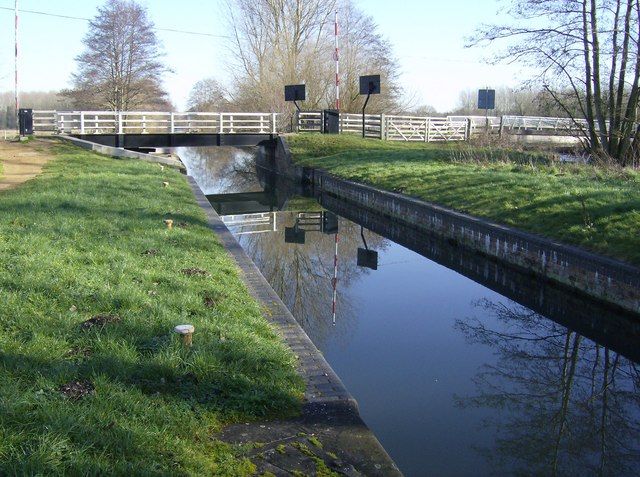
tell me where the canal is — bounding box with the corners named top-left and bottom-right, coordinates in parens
top-left (179, 146), bottom-right (640, 476)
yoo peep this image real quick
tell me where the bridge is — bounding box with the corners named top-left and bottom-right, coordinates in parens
top-left (29, 109), bottom-right (594, 148)
top-left (32, 110), bottom-right (278, 148)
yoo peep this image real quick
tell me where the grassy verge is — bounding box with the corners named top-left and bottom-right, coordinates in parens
top-left (288, 133), bottom-right (640, 266)
top-left (0, 140), bottom-right (303, 475)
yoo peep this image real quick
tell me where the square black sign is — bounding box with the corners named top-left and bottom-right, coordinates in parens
top-left (359, 75), bottom-right (381, 95)
top-left (285, 84), bottom-right (306, 102)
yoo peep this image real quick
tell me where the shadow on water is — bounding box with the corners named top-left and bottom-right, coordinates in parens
top-left (178, 146), bottom-right (640, 477)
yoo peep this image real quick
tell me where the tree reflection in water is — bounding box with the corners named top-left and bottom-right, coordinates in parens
top-left (175, 146), bottom-right (261, 194)
top-left (456, 299), bottom-right (640, 476)
top-left (235, 216), bottom-right (388, 348)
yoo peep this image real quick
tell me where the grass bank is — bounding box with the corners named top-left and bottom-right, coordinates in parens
top-left (288, 133), bottom-right (640, 266)
top-left (0, 140), bottom-right (303, 475)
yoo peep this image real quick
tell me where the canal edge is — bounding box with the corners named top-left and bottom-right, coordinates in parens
top-left (272, 136), bottom-right (640, 316)
top-left (186, 175), bottom-right (402, 474)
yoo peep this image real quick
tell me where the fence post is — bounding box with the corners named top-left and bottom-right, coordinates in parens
top-left (80, 112), bottom-right (85, 135)
top-left (118, 112), bottom-right (123, 134)
top-left (466, 118), bottom-right (472, 141)
top-left (170, 112), bottom-right (175, 134)
top-left (272, 113), bottom-right (277, 134)
top-left (219, 113), bottom-right (223, 134)
top-left (380, 114), bottom-right (386, 140)
top-left (59, 114), bottom-right (64, 134)
top-left (427, 118), bottom-right (432, 142)
top-left (498, 115), bottom-right (504, 138)
top-left (94, 115), bottom-right (98, 132)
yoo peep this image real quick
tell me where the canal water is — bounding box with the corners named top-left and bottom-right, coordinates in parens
top-left (178, 147), bottom-right (640, 477)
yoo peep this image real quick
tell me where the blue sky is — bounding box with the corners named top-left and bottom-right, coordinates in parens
top-left (0, 0), bottom-right (526, 111)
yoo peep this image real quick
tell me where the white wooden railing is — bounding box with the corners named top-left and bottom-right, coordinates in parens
top-left (296, 111), bottom-right (470, 142)
top-left (33, 111), bottom-right (278, 135)
top-left (500, 115), bottom-right (591, 131)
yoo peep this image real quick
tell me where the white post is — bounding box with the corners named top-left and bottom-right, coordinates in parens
top-left (170, 112), bottom-right (175, 134)
top-left (218, 113), bottom-right (223, 134)
top-left (229, 115), bottom-right (234, 134)
top-left (427, 118), bottom-right (431, 142)
top-left (118, 112), bottom-right (123, 134)
top-left (80, 112), bottom-right (85, 134)
top-left (94, 115), bottom-right (98, 132)
top-left (58, 114), bottom-right (63, 134)
top-left (142, 115), bottom-right (147, 133)
top-left (272, 113), bottom-right (277, 134)
top-left (380, 113), bottom-right (386, 140)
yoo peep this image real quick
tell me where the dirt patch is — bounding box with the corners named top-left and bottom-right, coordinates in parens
top-left (81, 314), bottom-right (121, 330)
top-left (0, 138), bottom-right (58, 191)
top-left (59, 380), bottom-right (95, 400)
top-left (181, 268), bottom-right (209, 277)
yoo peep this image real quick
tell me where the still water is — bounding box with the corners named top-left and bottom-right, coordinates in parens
top-left (179, 147), bottom-right (640, 476)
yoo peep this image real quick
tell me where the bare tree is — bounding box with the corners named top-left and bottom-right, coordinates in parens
top-left (63, 0), bottom-right (170, 111)
top-left (472, 0), bottom-right (640, 166)
top-left (221, 0), bottom-right (404, 123)
top-left (187, 78), bottom-right (231, 111)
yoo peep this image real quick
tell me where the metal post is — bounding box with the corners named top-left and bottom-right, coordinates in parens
top-left (14, 0), bottom-right (19, 126)
top-left (334, 10), bottom-right (340, 111)
top-left (362, 93), bottom-right (371, 138)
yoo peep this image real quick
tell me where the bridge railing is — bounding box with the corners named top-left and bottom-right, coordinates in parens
top-left (296, 111), bottom-right (470, 142)
top-left (33, 111), bottom-right (278, 135)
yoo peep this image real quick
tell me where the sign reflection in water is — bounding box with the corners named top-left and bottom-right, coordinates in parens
top-left (178, 146), bottom-right (640, 477)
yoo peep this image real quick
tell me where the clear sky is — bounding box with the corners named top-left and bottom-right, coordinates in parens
top-left (0, 0), bottom-right (528, 112)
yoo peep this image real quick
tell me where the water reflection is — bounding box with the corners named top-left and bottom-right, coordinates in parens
top-left (228, 212), bottom-right (388, 348)
top-left (178, 146), bottom-right (640, 476)
top-left (457, 300), bottom-right (640, 476)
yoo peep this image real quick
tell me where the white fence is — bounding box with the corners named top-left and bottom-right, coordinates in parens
top-left (500, 115), bottom-right (591, 131)
top-left (297, 111), bottom-right (470, 142)
top-left (33, 111), bottom-right (278, 135)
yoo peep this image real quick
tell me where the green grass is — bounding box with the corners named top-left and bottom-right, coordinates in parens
top-left (288, 133), bottom-right (640, 266)
top-left (0, 140), bottom-right (303, 475)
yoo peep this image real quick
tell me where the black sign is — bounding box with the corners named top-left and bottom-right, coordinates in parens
top-left (357, 248), bottom-right (378, 270)
top-left (478, 89), bottom-right (496, 110)
top-left (285, 84), bottom-right (306, 102)
top-left (284, 227), bottom-right (306, 244)
top-left (359, 75), bottom-right (381, 95)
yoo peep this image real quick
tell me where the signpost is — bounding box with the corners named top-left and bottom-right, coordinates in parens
top-left (478, 88), bottom-right (495, 132)
top-left (359, 74), bottom-right (381, 138)
top-left (284, 84), bottom-right (306, 112)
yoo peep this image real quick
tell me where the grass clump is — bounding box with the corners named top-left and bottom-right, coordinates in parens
top-left (288, 133), bottom-right (640, 266)
top-left (0, 140), bottom-right (303, 475)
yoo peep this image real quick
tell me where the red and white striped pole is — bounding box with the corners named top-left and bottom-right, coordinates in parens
top-left (334, 9), bottom-right (340, 111)
top-left (331, 232), bottom-right (339, 325)
top-left (14, 0), bottom-right (19, 120)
